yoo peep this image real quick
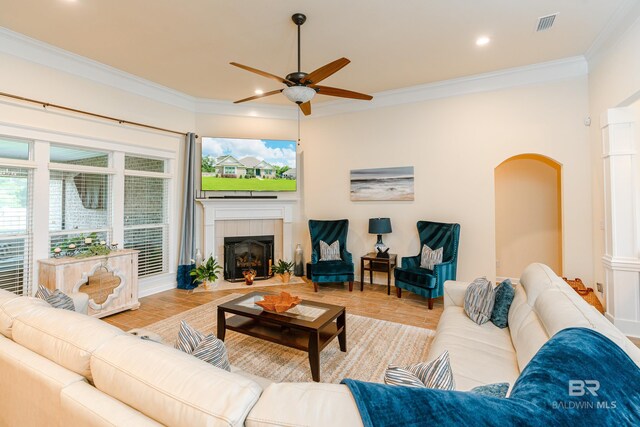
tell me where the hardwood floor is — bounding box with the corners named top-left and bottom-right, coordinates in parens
top-left (103, 279), bottom-right (444, 331)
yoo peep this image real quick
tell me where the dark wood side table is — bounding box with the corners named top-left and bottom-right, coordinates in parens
top-left (360, 253), bottom-right (397, 295)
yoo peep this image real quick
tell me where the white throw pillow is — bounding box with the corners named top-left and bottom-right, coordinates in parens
top-left (464, 277), bottom-right (495, 325)
top-left (384, 350), bottom-right (455, 390)
top-left (319, 240), bottom-right (341, 261)
top-left (420, 245), bottom-right (443, 270)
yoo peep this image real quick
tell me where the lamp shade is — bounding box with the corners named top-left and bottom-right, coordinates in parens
top-left (369, 218), bottom-right (392, 234)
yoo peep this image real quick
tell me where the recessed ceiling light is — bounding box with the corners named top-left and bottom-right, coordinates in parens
top-left (254, 89), bottom-right (264, 95)
top-left (476, 36), bottom-right (490, 46)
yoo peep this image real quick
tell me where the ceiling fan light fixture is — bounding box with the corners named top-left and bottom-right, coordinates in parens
top-left (283, 86), bottom-right (316, 104)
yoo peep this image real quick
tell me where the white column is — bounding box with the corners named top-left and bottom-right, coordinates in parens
top-left (112, 152), bottom-right (125, 248)
top-left (601, 108), bottom-right (640, 337)
top-left (31, 141), bottom-right (50, 293)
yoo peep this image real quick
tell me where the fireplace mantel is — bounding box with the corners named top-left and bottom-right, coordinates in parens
top-left (196, 198), bottom-right (297, 263)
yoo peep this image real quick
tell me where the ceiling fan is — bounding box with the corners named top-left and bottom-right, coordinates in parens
top-left (230, 13), bottom-right (373, 116)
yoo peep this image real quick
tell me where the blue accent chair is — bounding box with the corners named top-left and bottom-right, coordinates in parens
top-left (308, 219), bottom-right (355, 292)
top-left (394, 221), bottom-right (460, 309)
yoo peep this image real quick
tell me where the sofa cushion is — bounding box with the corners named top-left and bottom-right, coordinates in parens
top-left (394, 267), bottom-right (436, 289)
top-left (0, 293), bottom-right (50, 339)
top-left (60, 381), bottom-right (163, 427)
top-left (11, 304), bottom-right (124, 382)
top-left (511, 310), bottom-right (549, 371)
top-left (44, 289), bottom-right (75, 311)
top-left (91, 334), bottom-right (262, 427)
top-left (0, 334), bottom-right (86, 427)
top-left (246, 383), bottom-right (363, 427)
top-left (311, 260), bottom-right (353, 275)
top-left (320, 240), bottom-right (341, 261)
top-left (384, 351), bottom-right (455, 390)
top-left (519, 263), bottom-right (557, 306)
top-left (429, 307), bottom-right (520, 390)
top-left (535, 287), bottom-right (640, 367)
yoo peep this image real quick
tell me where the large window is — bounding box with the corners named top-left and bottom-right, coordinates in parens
top-left (124, 156), bottom-right (168, 278)
top-left (0, 138), bottom-right (33, 295)
top-left (49, 145), bottom-right (111, 251)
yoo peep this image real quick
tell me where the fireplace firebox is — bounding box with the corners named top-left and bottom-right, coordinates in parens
top-left (223, 235), bottom-right (274, 282)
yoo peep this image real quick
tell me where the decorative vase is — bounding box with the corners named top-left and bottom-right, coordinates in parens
top-left (294, 244), bottom-right (304, 276)
top-left (203, 280), bottom-right (211, 290)
top-left (278, 272), bottom-right (291, 283)
top-left (195, 249), bottom-right (203, 266)
top-left (243, 269), bottom-right (256, 286)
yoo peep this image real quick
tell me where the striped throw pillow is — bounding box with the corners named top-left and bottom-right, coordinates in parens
top-left (175, 320), bottom-right (205, 353)
top-left (191, 334), bottom-right (231, 371)
top-left (319, 240), bottom-right (341, 261)
top-left (384, 350), bottom-right (455, 390)
top-left (464, 277), bottom-right (495, 325)
top-left (35, 284), bottom-right (53, 300)
top-left (44, 289), bottom-right (75, 311)
top-left (175, 320), bottom-right (230, 371)
top-left (419, 245), bottom-right (443, 270)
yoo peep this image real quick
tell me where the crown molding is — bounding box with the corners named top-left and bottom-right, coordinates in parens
top-left (1, 26), bottom-right (588, 121)
top-left (311, 56), bottom-right (588, 118)
top-left (585, 0), bottom-right (640, 67)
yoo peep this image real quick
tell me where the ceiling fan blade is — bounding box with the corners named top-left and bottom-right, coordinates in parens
top-left (312, 85), bottom-right (373, 100)
top-left (299, 101), bottom-right (311, 116)
top-left (233, 89), bottom-right (283, 104)
top-left (230, 62), bottom-right (294, 85)
top-left (301, 57), bottom-right (350, 84)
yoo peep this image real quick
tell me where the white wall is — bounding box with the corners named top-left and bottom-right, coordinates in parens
top-left (302, 77), bottom-right (592, 283)
top-left (588, 14), bottom-right (640, 296)
top-left (495, 155), bottom-right (562, 278)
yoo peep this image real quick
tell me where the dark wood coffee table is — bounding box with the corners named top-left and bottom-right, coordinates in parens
top-left (217, 291), bottom-right (347, 382)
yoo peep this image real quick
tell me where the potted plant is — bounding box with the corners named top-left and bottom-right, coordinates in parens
top-left (272, 259), bottom-right (294, 283)
top-left (190, 256), bottom-right (222, 290)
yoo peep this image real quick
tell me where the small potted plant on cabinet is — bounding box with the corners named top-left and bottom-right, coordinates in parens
top-left (190, 256), bottom-right (222, 290)
top-left (272, 259), bottom-right (294, 283)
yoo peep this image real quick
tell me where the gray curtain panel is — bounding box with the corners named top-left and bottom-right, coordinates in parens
top-left (177, 132), bottom-right (198, 289)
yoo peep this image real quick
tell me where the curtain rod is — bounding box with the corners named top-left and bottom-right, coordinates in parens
top-left (0, 91), bottom-right (192, 137)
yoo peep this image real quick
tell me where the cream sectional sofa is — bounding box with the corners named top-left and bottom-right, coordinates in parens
top-left (1, 263), bottom-right (639, 427)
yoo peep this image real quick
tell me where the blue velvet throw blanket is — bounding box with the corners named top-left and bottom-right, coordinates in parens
top-left (342, 328), bottom-right (640, 426)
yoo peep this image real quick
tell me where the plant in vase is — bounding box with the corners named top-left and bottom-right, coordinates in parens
top-left (243, 269), bottom-right (257, 286)
top-left (189, 256), bottom-right (222, 290)
top-left (272, 259), bottom-right (294, 283)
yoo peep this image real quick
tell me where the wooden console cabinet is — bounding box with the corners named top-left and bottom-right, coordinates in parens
top-left (38, 249), bottom-right (140, 318)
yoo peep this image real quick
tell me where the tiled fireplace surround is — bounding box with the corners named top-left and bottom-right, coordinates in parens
top-left (196, 199), bottom-right (297, 281)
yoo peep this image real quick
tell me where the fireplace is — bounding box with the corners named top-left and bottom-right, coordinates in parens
top-left (224, 235), bottom-right (274, 282)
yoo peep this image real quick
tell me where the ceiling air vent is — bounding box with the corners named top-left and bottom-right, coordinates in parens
top-left (536, 13), bottom-right (558, 32)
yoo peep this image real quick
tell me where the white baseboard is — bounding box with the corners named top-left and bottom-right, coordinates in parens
top-left (605, 312), bottom-right (640, 338)
top-left (138, 273), bottom-right (177, 298)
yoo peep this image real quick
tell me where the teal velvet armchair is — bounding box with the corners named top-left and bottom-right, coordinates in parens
top-left (308, 219), bottom-right (355, 292)
top-left (394, 221), bottom-right (460, 309)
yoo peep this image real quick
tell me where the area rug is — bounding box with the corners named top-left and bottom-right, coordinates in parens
top-left (142, 294), bottom-right (436, 384)
top-left (191, 275), bottom-right (305, 293)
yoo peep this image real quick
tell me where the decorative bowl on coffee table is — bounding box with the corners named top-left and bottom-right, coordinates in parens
top-left (255, 291), bottom-right (302, 313)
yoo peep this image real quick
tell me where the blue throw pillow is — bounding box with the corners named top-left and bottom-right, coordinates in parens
top-left (491, 279), bottom-right (515, 328)
top-left (470, 382), bottom-right (509, 398)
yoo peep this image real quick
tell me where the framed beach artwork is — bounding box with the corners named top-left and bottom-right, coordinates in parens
top-left (350, 166), bottom-right (414, 201)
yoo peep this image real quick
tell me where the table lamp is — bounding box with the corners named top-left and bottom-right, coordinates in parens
top-left (369, 218), bottom-right (392, 257)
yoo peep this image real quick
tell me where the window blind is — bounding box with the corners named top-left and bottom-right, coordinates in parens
top-left (0, 167), bottom-right (32, 295)
top-left (124, 158), bottom-right (168, 278)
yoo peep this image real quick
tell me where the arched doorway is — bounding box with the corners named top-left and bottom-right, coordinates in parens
top-left (495, 154), bottom-right (562, 278)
